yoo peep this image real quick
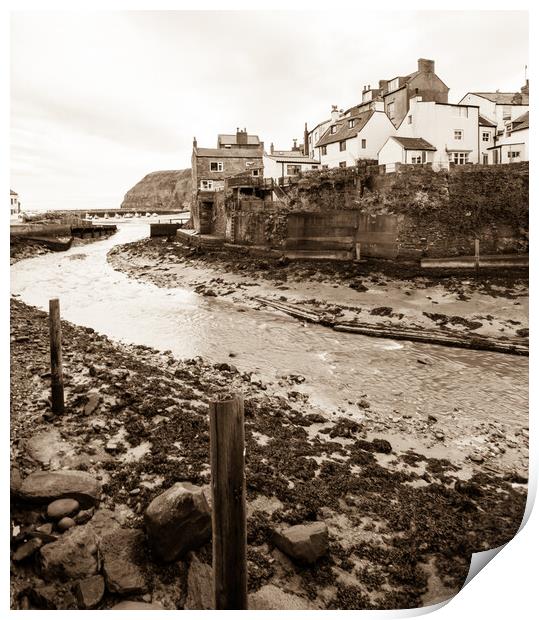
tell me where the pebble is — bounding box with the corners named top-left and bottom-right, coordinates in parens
top-left (12, 538), bottom-right (42, 562)
top-left (47, 498), bottom-right (80, 520)
top-left (57, 517), bottom-right (76, 532)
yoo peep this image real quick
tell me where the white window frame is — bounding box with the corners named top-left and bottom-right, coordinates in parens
top-left (339, 161), bottom-right (346, 168)
top-left (454, 130), bottom-right (463, 140)
top-left (449, 152), bottom-right (469, 165)
top-left (482, 132), bottom-right (490, 142)
top-left (330, 125), bottom-right (337, 134)
top-left (251, 169), bottom-right (260, 177)
top-left (210, 161), bottom-right (224, 172)
top-left (200, 179), bottom-right (214, 190)
top-left (339, 140), bottom-right (346, 152)
top-left (361, 139), bottom-right (367, 149)
top-left (388, 78), bottom-right (399, 92)
top-left (348, 119), bottom-right (356, 129)
top-left (508, 151), bottom-right (521, 160)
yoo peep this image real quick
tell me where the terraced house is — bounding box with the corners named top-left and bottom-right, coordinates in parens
top-left (191, 128), bottom-right (263, 233)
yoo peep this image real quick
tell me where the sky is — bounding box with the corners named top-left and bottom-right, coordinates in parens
top-left (10, 10), bottom-right (529, 211)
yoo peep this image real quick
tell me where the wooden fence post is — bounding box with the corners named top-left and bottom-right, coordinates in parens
top-left (48, 298), bottom-right (64, 415)
top-left (209, 395), bottom-right (247, 610)
top-left (474, 238), bottom-right (480, 276)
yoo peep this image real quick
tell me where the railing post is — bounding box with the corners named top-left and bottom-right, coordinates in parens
top-left (48, 298), bottom-right (65, 415)
top-left (209, 395), bottom-right (247, 610)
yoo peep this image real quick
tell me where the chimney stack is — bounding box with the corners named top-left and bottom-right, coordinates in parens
top-left (193, 136), bottom-right (197, 148)
top-left (303, 122), bottom-right (309, 156)
top-left (418, 58), bottom-right (435, 73)
top-left (270, 142), bottom-right (274, 154)
top-left (236, 127), bottom-right (248, 146)
top-left (293, 138), bottom-right (298, 150)
top-left (521, 79), bottom-right (529, 94)
top-left (331, 105), bottom-right (340, 122)
top-left (379, 79), bottom-right (388, 94)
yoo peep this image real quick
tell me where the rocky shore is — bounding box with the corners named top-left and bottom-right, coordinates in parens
top-left (108, 238), bottom-right (529, 350)
top-left (10, 296), bottom-right (528, 610)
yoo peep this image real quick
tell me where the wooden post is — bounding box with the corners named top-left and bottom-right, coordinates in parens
top-left (209, 395), bottom-right (247, 610)
top-left (474, 238), bottom-right (480, 276)
top-left (48, 298), bottom-right (64, 415)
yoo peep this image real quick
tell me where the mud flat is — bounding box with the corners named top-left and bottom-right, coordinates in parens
top-left (108, 237), bottom-right (529, 351)
top-left (10, 298), bottom-right (528, 610)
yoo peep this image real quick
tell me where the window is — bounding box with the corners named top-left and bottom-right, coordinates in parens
top-left (321, 145), bottom-right (327, 155)
top-left (348, 119), bottom-right (356, 129)
top-left (286, 164), bottom-right (301, 175)
top-left (407, 115), bottom-right (412, 124)
top-left (252, 169), bottom-right (260, 177)
top-left (482, 132), bottom-right (490, 142)
top-left (210, 161), bottom-right (224, 172)
top-left (330, 125), bottom-right (337, 134)
top-left (449, 152), bottom-right (469, 165)
top-left (339, 140), bottom-right (346, 151)
top-left (508, 151), bottom-right (521, 160)
top-left (388, 78), bottom-right (399, 92)
top-left (454, 130), bottom-right (463, 140)
top-left (361, 139), bottom-right (367, 149)
top-left (311, 165), bottom-right (319, 169)
top-left (411, 155), bottom-right (422, 164)
top-left (322, 165), bottom-right (329, 169)
top-left (200, 179), bottom-right (214, 190)
top-left (502, 106), bottom-right (511, 120)
top-left (224, 145), bottom-right (231, 149)
top-left (339, 161), bottom-right (346, 168)
top-left (506, 123), bottom-right (513, 137)
top-left (483, 154), bottom-right (489, 165)
top-left (387, 102), bottom-right (395, 119)
top-left (245, 161), bottom-right (255, 168)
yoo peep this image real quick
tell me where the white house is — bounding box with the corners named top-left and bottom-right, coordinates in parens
top-left (378, 97), bottom-right (480, 168)
top-left (487, 111), bottom-right (529, 164)
top-left (458, 84), bottom-right (529, 131)
top-left (479, 115), bottom-right (497, 165)
top-left (378, 137), bottom-right (437, 170)
top-left (315, 109), bottom-right (395, 169)
top-left (263, 148), bottom-right (320, 181)
top-left (10, 189), bottom-right (21, 219)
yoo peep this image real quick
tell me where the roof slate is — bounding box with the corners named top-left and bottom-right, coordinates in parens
top-left (511, 111), bottom-right (529, 131)
top-left (265, 154), bottom-right (320, 164)
top-left (217, 133), bottom-right (261, 146)
top-left (471, 92), bottom-right (529, 105)
top-left (479, 114), bottom-right (497, 127)
top-left (194, 147), bottom-right (263, 158)
top-left (390, 137), bottom-right (436, 151)
top-left (315, 110), bottom-right (375, 147)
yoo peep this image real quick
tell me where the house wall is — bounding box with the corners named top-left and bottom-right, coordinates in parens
top-left (490, 128), bottom-right (529, 163)
top-left (480, 126), bottom-right (495, 164)
top-left (459, 93), bottom-right (529, 130)
top-left (194, 155), bottom-right (262, 188)
top-left (396, 100), bottom-right (479, 166)
top-left (262, 155), bottom-right (320, 181)
top-left (378, 139), bottom-right (405, 166)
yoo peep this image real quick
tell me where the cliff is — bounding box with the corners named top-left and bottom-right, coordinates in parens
top-left (121, 169), bottom-right (191, 211)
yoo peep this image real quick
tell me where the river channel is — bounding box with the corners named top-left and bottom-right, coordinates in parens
top-left (11, 223), bottom-right (528, 431)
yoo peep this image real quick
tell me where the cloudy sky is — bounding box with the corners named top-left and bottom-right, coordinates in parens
top-left (10, 10), bottom-right (528, 211)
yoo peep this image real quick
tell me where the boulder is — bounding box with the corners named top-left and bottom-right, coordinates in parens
top-left (47, 499), bottom-right (80, 520)
top-left (84, 392), bottom-right (101, 416)
top-left (75, 575), bottom-right (105, 609)
top-left (12, 538), bottom-right (42, 562)
top-left (184, 553), bottom-right (213, 610)
top-left (100, 528), bottom-right (147, 595)
top-left (26, 584), bottom-right (77, 610)
top-left (40, 524), bottom-right (98, 580)
top-left (18, 470), bottom-right (101, 508)
top-left (272, 522), bottom-right (328, 564)
top-left (111, 601), bottom-right (165, 610)
top-left (144, 482), bottom-right (211, 562)
top-left (249, 584), bottom-right (318, 610)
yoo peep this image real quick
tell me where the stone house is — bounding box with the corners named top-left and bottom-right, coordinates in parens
top-left (191, 129), bottom-right (263, 233)
top-left (263, 140), bottom-right (320, 181)
top-left (379, 58), bottom-right (449, 128)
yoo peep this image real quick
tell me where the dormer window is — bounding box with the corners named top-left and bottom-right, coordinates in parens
top-left (348, 119), bottom-right (356, 129)
top-left (330, 125), bottom-right (337, 134)
top-left (388, 78), bottom-right (399, 92)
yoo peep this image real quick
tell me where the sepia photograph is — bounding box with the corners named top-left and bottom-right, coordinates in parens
top-left (7, 4), bottom-right (530, 613)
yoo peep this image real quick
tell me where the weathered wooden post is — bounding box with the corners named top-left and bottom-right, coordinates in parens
top-left (209, 395), bottom-right (247, 610)
top-left (474, 238), bottom-right (480, 276)
top-left (48, 298), bottom-right (64, 415)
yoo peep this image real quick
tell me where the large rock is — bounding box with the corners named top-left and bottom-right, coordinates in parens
top-left (100, 528), bottom-right (147, 595)
top-left (144, 482), bottom-right (211, 562)
top-left (75, 575), bottom-right (105, 609)
top-left (111, 601), bottom-right (165, 610)
top-left (18, 470), bottom-right (101, 508)
top-left (249, 585), bottom-right (318, 610)
top-left (184, 553), bottom-right (213, 610)
top-left (272, 522), bottom-right (329, 564)
top-left (40, 523), bottom-right (99, 580)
